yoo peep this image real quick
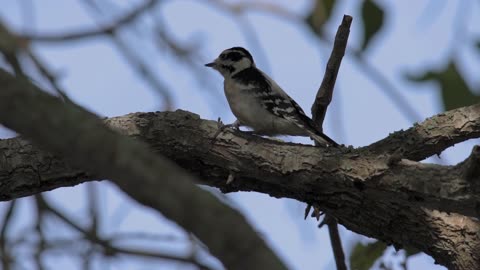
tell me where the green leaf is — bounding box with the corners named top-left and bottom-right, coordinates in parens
top-left (405, 61), bottom-right (480, 111)
top-left (360, 0), bottom-right (384, 51)
top-left (350, 241), bottom-right (387, 270)
top-left (305, 0), bottom-right (337, 35)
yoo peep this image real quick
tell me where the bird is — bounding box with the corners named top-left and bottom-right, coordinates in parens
top-left (205, 47), bottom-right (338, 147)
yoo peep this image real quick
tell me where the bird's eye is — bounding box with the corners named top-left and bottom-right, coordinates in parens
top-left (220, 54), bottom-right (227, 60)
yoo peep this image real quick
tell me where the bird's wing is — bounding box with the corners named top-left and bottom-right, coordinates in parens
top-left (257, 73), bottom-right (338, 146)
top-left (232, 68), bottom-right (337, 146)
top-left (257, 73), bottom-right (316, 129)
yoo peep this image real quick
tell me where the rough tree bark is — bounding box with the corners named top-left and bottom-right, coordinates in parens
top-left (1, 71), bottom-right (480, 268)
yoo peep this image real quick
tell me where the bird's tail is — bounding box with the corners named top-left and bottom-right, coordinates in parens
top-left (307, 130), bottom-right (339, 147)
top-left (303, 118), bottom-right (339, 147)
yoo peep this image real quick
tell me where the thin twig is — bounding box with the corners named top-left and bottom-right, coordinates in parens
top-left (85, 183), bottom-right (100, 270)
top-left (109, 232), bottom-right (181, 243)
top-left (80, 0), bottom-right (173, 109)
top-left (33, 195), bottom-right (47, 270)
top-left (326, 216), bottom-right (347, 270)
top-left (311, 15), bottom-right (352, 128)
top-left (0, 22), bottom-right (25, 77)
top-left (19, 0), bottom-right (157, 42)
top-left (203, 0), bottom-right (301, 21)
top-left (19, 0), bottom-right (173, 108)
top-left (0, 200), bottom-right (17, 270)
top-left (36, 196), bottom-right (213, 270)
top-left (25, 49), bottom-right (70, 102)
top-left (310, 15), bottom-right (352, 270)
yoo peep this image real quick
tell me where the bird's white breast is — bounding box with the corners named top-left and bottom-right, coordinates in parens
top-left (224, 77), bottom-right (263, 126)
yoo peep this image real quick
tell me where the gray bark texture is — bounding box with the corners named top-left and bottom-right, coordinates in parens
top-left (1, 69), bottom-right (480, 269)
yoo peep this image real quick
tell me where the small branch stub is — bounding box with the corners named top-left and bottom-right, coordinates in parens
top-left (226, 173), bottom-right (235, 185)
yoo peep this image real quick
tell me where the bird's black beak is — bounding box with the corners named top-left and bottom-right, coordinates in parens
top-left (205, 62), bottom-right (216, 68)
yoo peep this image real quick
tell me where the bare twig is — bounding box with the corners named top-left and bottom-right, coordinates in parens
top-left (0, 20), bottom-right (71, 103)
top-left (86, 183), bottom-right (100, 235)
top-left (201, 0), bottom-right (301, 21)
top-left (19, 0), bottom-right (157, 42)
top-left (85, 183), bottom-right (100, 270)
top-left (304, 204), bottom-right (312, 220)
top-left (326, 216), bottom-right (347, 270)
top-left (110, 232), bottom-right (181, 243)
top-left (17, 0), bottom-right (173, 108)
top-left (311, 15), bottom-right (352, 128)
top-left (36, 195), bottom-right (214, 270)
top-left (310, 15), bottom-right (352, 270)
top-left (80, 0), bottom-right (173, 109)
top-left (0, 22), bottom-right (25, 77)
top-left (25, 50), bottom-right (70, 102)
top-left (0, 200), bottom-right (16, 270)
top-left (33, 195), bottom-right (48, 270)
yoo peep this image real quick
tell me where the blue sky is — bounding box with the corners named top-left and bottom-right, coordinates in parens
top-left (1, 0), bottom-right (480, 269)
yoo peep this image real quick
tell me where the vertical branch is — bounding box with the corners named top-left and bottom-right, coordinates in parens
top-left (0, 200), bottom-right (17, 270)
top-left (326, 216), bottom-right (347, 270)
top-left (310, 15), bottom-right (352, 270)
top-left (311, 15), bottom-right (352, 129)
top-left (33, 195), bottom-right (47, 270)
top-left (0, 22), bottom-right (25, 78)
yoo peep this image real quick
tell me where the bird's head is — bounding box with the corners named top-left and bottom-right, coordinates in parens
top-left (205, 47), bottom-right (255, 77)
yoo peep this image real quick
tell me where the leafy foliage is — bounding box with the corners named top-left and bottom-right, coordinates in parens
top-left (350, 241), bottom-right (387, 270)
top-left (360, 0), bottom-right (384, 51)
top-left (406, 61), bottom-right (480, 111)
top-left (305, 0), bottom-right (337, 34)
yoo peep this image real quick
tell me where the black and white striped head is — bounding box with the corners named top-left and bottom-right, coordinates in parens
top-left (205, 47), bottom-right (255, 77)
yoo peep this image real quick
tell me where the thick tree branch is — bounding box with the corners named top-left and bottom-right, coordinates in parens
top-left (2, 72), bottom-right (480, 268)
top-left (367, 104), bottom-right (480, 161)
top-left (1, 107), bottom-right (480, 268)
top-left (0, 70), bottom-right (287, 270)
top-left (3, 106), bottom-right (480, 216)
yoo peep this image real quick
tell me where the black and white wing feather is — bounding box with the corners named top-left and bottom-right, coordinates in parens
top-left (232, 68), bottom-right (338, 146)
top-left (262, 85), bottom-right (338, 146)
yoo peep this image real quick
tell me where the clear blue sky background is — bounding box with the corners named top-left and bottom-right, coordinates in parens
top-left (1, 0), bottom-right (479, 269)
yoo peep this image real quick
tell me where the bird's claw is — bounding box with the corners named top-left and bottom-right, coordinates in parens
top-left (211, 118), bottom-right (240, 144)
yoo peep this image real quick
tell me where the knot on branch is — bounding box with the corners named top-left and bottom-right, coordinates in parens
top-left (387, 148), bottom-right (405, 166)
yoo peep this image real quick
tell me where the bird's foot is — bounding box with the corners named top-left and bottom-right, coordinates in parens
top-left (211, 118), bottom-right (240, 143)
